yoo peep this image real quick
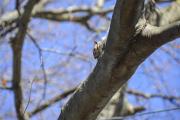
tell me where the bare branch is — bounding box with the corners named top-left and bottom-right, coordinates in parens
top-left (10, 0), bottom-right (40, 120)
top-left (161, 47), bottom-right (180, 64)
top-left (155, 0), bottom-right (176, 3)
top-left (100, 107), bottom-right (180, 120)
top-left (0, 5), bottom-right (113, 37)
top-left (15, 0), bottom-right (21, 15)
top-left (127, 89), bottom-right (180, 101)
top-left (27, 32), bottom-right (48, 99)
top-left (0, 0), bottom-right (53, 34)
top-left (29, 87), bottom-right (76, 117)
top-left (33, 6), bottom-right (113, 29)
top-left (0, 86), bottom-right (13, 90)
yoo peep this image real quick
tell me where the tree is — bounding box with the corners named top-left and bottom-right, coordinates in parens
top-left (0, 0), bottom-right (180, 120)
top-left (58, 0), bottom-right (180, 120)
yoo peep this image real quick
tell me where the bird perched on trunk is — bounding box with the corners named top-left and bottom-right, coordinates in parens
top-left (93, 36), bottom-right (106, 59)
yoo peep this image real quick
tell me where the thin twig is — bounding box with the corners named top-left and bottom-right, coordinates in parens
top-left (27, 32), bottom-right (48, 99)
top-left (16, 0), bottom-right (21, 16)
top-left (127, 89), bottom-right (180, 101)
top-left (100, 107), bottom-right (180, 120)
top-left (23, 77), bottom-right (36, 115)
top-left (29, 87), bottom-right (76, 116)
top-left (24, 32), bottom-right (48, 115)
top-left (0, 86), bottom-right (13, 90)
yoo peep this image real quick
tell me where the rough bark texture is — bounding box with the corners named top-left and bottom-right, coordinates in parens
top-left (58, 1), bottom-right (145, 120)
top-left (58, 1), bottom-right (180, 120)
top-left (96, 86), bottom-right (127, 119)
top-left (97, 84), bottom-right (145, 119)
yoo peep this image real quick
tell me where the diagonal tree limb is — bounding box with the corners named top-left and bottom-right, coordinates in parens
top-left (155, 21), bottom-right (180, 43)
top-left (58, 0), bottom-right (145, 120)
top-left (142, 21), bottom-right (180, 47)
top-left (148, 2), bottom-right (180, 26)
top-left (58, 1), bottom-right (180, 120)
top-left (10, 0), bottom-right (40, 120)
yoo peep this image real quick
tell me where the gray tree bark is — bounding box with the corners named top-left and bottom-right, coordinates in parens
top-left (58, 1), bottom-right (180, 120)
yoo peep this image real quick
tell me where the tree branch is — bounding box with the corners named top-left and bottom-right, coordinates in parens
top-left (0, 86), bottom-right (13, 90)
top-left (142, 21), bottom-right (180, 47)
top-left (10, 0), bottom-right (39, 120)
top-left (127, 89), bottom-right (180, 101)
top-left (0, 0), bottom-right (52, 35)
top-left (29, 87), bottom-right (76, 117)
top-left (34, 6), bottom-right (113, 21)
top-left (0, 5), bottom-right (113, 32)
top-left (148, 2), bottom-right (180, 26)
top-left (155, 0), bottom-right (176, 3)
top-left (58, 0), bottom-right (145, 120)
top-left (97, 85), bottom-right (145, 119)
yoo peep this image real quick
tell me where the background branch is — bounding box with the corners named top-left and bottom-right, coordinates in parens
top-left (10, 0), bottom-right (39, 119)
